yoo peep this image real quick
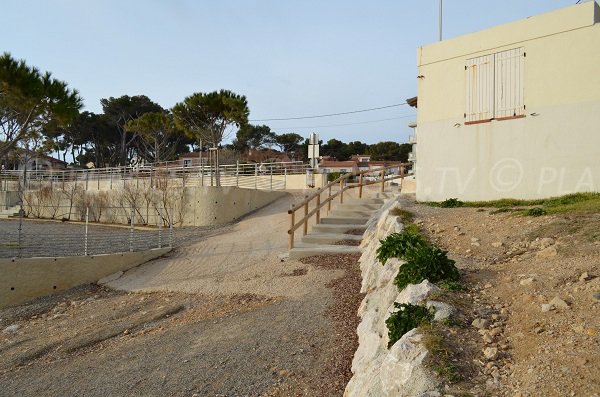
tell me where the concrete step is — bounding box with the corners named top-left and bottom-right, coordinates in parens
top-left (311, 223), bottom-right (367, 234)
top-left (337, 203), bottom-right (381, 211)
top-left (343, 198), bottom-right (384, 205)
top-left (320, 216), bottom-right (369, 225)
top-left (330, 209), bottom-right (376, 218)
top-left (301, 233), bottom-right (363, 244)
top-left (289, 244), bottom-right (361, 260)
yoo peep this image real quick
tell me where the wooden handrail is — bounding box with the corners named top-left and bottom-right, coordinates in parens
top-left (287, 164), bottom-right (410, 249)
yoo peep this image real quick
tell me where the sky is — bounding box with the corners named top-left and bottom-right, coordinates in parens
top-left (2, 0), bottom-right (577, 146)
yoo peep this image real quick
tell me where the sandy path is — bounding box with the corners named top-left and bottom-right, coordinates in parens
top-left (108, 192), bottom-right (339, 298)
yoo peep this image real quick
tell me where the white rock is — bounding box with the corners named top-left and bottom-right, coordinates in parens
top-left (471, 237), bottom-right (480, 243)
top-left (483, 347), bottom-right (499, 360)
top-left (2, 324), bottom-right (20, 334)
top-left (471, 242), bottom-right (481, 247)
top-left (491, 242), bottom-right (503, 248)
top-left (394, 280), bottom-right (440, 306)
top-left (472, 318), bottom-right (490, 329)
top-left (98, 271), bottom-right (124, 285)
top-left (426, 301), bottom-right (454, 322)
top-left (536, 246), bottom-right (558, 259)
top-left (549, 296), bottom-right (570, 309)
top-left (380, 330), bottom-right (440, 397)
top-left (519, 277), bottom-right (535, 286)
top-left (579, 272), bottom-right (590, 282)
top-left (541, 303), bottom-right (554, 312)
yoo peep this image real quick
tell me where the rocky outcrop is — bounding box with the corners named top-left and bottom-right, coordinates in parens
top-left (345, 197), bottom-right (441, 397)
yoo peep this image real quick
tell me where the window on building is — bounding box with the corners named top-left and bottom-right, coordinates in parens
top-left (465, 48), bottom-right (525, 124)
top-left (183, 159), bottom-right (192, 167)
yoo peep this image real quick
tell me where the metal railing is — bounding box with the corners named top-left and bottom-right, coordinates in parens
top-left (287, 164), bottom-right (409, 249)
top-left (0, 205), bottom-right (174, 259)
top-left (0, 160), bottom-right (310, 192)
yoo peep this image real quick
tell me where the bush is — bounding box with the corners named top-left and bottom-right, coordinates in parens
top-left (327, 172), bottom-right (341, 182)
top-left (440, 198), bottom-right (464, 208)
top-left (386, 303), bottom-right (434, 347)
top-left (394, 245), bottom-right (460, 291)
top-left (526, 207), bottom-right (547, 217)
top-left (376, 226), bottom-right (427, 265)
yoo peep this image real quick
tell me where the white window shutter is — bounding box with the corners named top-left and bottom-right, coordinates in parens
top-left (465, 54), bottom-right (494, 123)
top-left (495, 48), bottom-right (525, 119)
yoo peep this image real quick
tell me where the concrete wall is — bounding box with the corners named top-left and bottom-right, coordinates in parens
top-left (0, 248), bottom-right (171, 308)
top-left (182, 186), bottom-right (286, 226)
top-left (416, 2), bottom-right (600, 201)
top-left (0, 191), bottom-right (19, 209)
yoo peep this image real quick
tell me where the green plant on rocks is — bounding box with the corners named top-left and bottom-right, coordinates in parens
top-left (386, 303), bottom-right (434, 348)
top-left (526, 207), bottom-right (547, 217)
top-left (394, 245), bottom-right (460, 291)
top-left (376, 225), bottom-right (427, 265)
top-left (440, 198), bottom-right (464, 208)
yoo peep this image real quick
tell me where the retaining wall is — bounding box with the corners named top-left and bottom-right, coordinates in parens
top-left (344, 196), bottom-right (441, 397)
top-left (0, 248), bottom-right (171, 309)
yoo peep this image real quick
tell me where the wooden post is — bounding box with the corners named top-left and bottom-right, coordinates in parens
top-left (289, 208), bottom-right (295, 249)
top-left (340, 179), bottom-right (344, 204)
top-left (303, 196), bottom-right (309, 235)
top-left (380, 169), bottom-right (385, 193)
top-left (359, 174), bottom-right (363, 198)
top-left (328, 186), bottom-right (332, 212)
top-left (316, 192), bottom-right (321, 224)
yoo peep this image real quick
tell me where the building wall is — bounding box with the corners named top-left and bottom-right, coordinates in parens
top-left (416, 2), bottom-right (600, 201)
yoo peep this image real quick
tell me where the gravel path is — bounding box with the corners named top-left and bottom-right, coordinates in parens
top-left (0, 193), bottom-right (365, 397)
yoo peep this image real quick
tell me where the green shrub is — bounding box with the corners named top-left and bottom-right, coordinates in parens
top-left (386, 303), bottom-right (434, 347)
top-left (390, 207), bottom-right (414, 224)
top-left (394, 245), bottom-right (460, 291)
top-left (440, 198), bottom-right (464, 208)
top-left (327, 172), bottom-right (341, 182)
top-left (376, 227), bottom-right (427, 265)
top-left (526, 207), bottom-right (547, 217)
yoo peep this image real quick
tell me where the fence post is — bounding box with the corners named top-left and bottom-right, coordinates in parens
top-left (380, 169), bottom-right (385, 193)
top-left (316, 192), bottom-right (321, 224)
top-left (169, 207), bottom-right (174, 247)
top-left (270, 166), bottom-right (273, 190)
top-left (236, 161), bottom-right (239, 187)
top-left (289, 206), bottom-right (295, 250)
top-left (284, 167), bottom-right (287, 190)
top-left (18, 207), bottom-right (23, 258)
top-left (158, 208), bottom-right (163, 248)
top-left (359, 174), bottom-right (363, 198)
top-left (328, 186), bottom-right (332, 212)
top-left (129, 209), bottom-right (135, 252)
top-left (110, 171), bottom-right (113, 190)
top-left (84, 207), bottom-right (89, 256)
top-left (303, 195), bottom-right (309, 236)
top-left (254, 164), bottom-right (258, 189)
top-left (340, 179), bottom-right (344, 204)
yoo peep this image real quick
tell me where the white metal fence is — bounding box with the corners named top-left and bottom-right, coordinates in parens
top-left (0, 160), bottom-right (310, 192)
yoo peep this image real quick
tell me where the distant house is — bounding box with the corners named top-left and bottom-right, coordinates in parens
top-left (1, 149), bottom-right (67, 172)
top-left (177, 152), bottom-right (210, 167)
top-left (414, 1), bottom-right (600, 201)
top-left (318, 161), bottom-right (358, 175)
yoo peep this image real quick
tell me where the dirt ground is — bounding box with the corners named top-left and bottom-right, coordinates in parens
top-left (398, 195), bottom-right (600, 397)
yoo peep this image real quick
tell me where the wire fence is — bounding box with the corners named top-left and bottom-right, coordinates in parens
top-left (0, 206), bottom-right (174, 259)
top-left (0, 160), bottom-right (310, 192)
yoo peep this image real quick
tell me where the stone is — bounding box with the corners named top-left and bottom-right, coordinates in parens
top-left (541, 304), bottom-right (554, 312)
top-left (594, 292), bottom-right (600, 301)
top-left (520, 277), bottom-right (535, 286)
top-left (483, 334), bottom-right (494, 344)
top-left (471, 242), bottom-right (481, 247)
top-left (98, 271), bottom-right (124, 285)
top-left (536, 246), bottom-right (557, 259)
top-left (472, 318), bottom-right (490, 329)
top-left (2, 324), bottom-right (20, 334)
top-left (483, 347), bottom-right (498, 360)
top-left (380, 330), bottom-right (440, 397)
top-left (394, 280), bottom-right (440, 306)
top-left (426, 301), bottom-right (454, 322)
top-left (471, 237), bottom-right (480, 243)
top-left (531, 237), bottom-right (555, 250)
top-left (491, 242), bottom-right (503, 248)
top-left (549, 296), bottom-right (570, 309)
top-left (579, 272), bottom-right (590, 282)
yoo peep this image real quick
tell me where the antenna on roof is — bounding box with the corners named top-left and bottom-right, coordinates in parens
top-left (439, 0), bottom-right (443, 41)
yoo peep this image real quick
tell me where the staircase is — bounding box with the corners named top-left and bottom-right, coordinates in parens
top-left (0, 205), bottom-right (20, 219)
top-left (288, 192), bottom-right (393, 259)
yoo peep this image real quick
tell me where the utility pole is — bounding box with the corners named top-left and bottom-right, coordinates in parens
top-left (439, 0), bottom-right (443, 41)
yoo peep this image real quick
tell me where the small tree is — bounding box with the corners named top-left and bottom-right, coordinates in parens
top-left (172, 89), bottom-right (249, 148)
top-left (125, 112), bottom-right (181, 163)
top-left (0, 52), bottom-right (82, 161)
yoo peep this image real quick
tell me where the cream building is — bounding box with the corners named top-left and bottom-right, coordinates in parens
top-left (415, 1), bottom-right (600, 201)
